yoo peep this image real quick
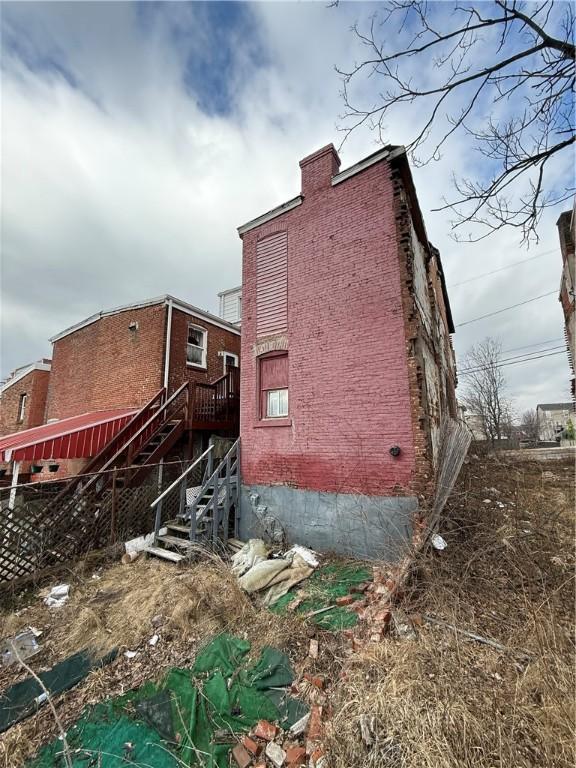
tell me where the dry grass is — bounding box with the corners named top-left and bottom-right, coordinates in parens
top-left (0, 549), bottom-right (312, 767)
top-left (1, 453), bottom-right (573, 768)
top-left (326, 454), bottom-right (575, 768)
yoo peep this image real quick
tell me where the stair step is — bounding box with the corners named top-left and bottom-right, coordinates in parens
top-left (144, 546), bottom-right (185, 563)
top-left (167, 519), bottom-right (209, 531)
top-left (166, 521), bottom-right (191, 533)
top-left (157, 534), bottom-right (194, 550)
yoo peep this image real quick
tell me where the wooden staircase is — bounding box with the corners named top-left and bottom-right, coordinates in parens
top-left (146, 438), bottom-right (240, 562)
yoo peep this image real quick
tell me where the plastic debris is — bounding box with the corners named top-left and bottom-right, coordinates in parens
top-left (289, 712), bottom-right (310, 736)
top-left (149, 634), bottom-right (159, 647)
top-left (124, 650), bottom-right (138, 659)
top-left (43, 584), bottom-right (70, 608)
top-left (284, 544), bottom-right (319, 568)
top-left (431, 533), bottom-right (447, 551)
top-left (1, 628), bottom-right (41, 666)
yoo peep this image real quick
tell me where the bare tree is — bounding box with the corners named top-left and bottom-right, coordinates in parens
top-left (460, 337), bottom-right (512, 444)
top-left (521, 408), bottom-right (539, 444)
top-left (337, 1), bottom-right (575, 243)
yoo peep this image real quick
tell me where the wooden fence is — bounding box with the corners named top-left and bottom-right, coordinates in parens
top-left (0, 459), bottom-right (200, 586)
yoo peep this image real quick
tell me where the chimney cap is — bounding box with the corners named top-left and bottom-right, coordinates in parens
top-left (299, 143), bottom-right (341, 169)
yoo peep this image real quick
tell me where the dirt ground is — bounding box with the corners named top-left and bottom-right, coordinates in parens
top-left (0, 451), bottom-right (574, 768)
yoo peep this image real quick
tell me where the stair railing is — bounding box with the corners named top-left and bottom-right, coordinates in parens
top-left (39, 382), bottom-right (190, 533)
top-left (39, 388), bottom-right (167, 520)
top-left (190, 367), bottom-right (240, 426)
top-left (149, 444), bottom-right (214, 542)
top-left (187, 438), bottom-right (239, 544)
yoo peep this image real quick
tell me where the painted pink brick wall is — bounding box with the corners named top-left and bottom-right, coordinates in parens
top-left (240, 153), bottom-right (416, 496)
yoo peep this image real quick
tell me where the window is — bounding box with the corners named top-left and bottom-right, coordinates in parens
top-left (259, 352), bottom-right (288, 419)
top-left (186, 325), bottom-right (207, 367)
top-left (221, 352), bottom-right (239, 373)
top-left (267, 388), bottom-right (288, 418)
top-left (17, 393), bottom-right (27, 423)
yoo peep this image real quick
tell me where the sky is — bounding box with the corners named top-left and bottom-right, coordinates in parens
top-left (1, 1), bottom-right (573, 415)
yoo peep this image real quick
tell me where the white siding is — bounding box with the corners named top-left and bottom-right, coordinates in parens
top-left (219, 288), bottom-right (242, 324)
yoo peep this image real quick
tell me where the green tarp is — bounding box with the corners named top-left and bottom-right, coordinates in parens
top-left (0, 650), bottom-right (117, 734)
top-left (271, 562), bottom-right (372, 629)
top-left (28, 634), bottom-right (307, 768)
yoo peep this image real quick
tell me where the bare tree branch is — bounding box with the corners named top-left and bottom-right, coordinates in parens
top-left (337, 0), bottom-right (575, 243)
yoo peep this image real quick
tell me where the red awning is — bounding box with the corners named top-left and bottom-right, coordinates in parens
top-left (0, 409), bottom-right (137, 462)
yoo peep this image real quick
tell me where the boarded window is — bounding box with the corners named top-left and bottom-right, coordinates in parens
top-left (256, 232), bottom-right (287, 337)
top-left (260, 353), bottom-right (288, 419)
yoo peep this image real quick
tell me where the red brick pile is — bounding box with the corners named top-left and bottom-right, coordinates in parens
top-left (231, 710), bottom-right (327, 768)
top-left (341, 560), bottom-right (418, 649)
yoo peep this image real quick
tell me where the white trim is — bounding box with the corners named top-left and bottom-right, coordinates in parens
top-left (219, 351), bottom-right (239, 373)
top-left (163, 299), bottom-right (173, 390)
top-left (237, 196), bottom-right (302, 236)
top-left (0, 362), bottom-right (51, 395)
top-left (217, 285), bottom-right (242, 297)
top-left (17, 393), bottom-right (27, 423)
top-left (171, 301), bottom-right (241, 334)
top-left (331, 145), bottom-right (405, 186)
top-left (49, 295), bottom-right (240, 344)
top-left (186, 323), bottom-right (207, 369)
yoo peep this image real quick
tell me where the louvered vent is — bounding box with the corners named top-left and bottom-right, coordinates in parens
top-left (256, 232), bottom-right (287, 336)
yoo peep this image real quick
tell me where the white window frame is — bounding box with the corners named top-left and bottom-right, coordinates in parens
top-left (220, 351), bottom-right (239, 374)
top-left (266, 388), bottom-right (288, 418)
top-left (186, 324), bottom-right (207, 369)
top-left (17, 393), bottom-right (27, 422)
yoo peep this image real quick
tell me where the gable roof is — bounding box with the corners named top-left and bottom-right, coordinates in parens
top-left (0, 361), bottom-right (51, 395)
top-left (536, 402), bottom-right (575, 411)
top-left (49, 295), bottom-right (240, 344)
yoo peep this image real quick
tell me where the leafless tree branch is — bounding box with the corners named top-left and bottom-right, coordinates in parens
top-left (337, 0), bottom-right (575, 243)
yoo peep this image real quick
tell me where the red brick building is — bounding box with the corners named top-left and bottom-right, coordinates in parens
top-left (557, 206), bottom-right (575, 398)
top-left (0, 360), bottom-right (52, 436)
top-left (237, 144), bottom-right (457, 559)
top-left (0, 296), bottom-right (240, 483)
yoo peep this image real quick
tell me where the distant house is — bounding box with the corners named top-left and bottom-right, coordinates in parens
top-left (536, 403), bottom-right (576, 442)
top-left (0, 360), bottom-right (52, 437)
top-left (237, 143), bottom-right (457, 560)
top-left (218, 286), bottom-right (242, 325)
top-left (557, 206), bottom-right (575, 398)
top-left (0, 295), bottom-right (240, 484)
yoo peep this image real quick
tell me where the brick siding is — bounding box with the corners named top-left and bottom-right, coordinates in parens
top-left (0, 368), bottom-right (50, 435)
top-left (240, 151), bottom-right (418, 496)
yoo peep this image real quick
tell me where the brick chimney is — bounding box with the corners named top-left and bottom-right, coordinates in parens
top-left (299, 144), bottom-right (341, 197)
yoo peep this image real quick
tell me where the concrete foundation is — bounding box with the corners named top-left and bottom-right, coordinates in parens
top-left (239, 484), bottom-right (418, 561)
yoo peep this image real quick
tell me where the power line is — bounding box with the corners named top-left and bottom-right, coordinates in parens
top-left (502, 337), bottom-right (564, 354)
top-left (455, 290), bottom-right (557, 327)
top-left (459, 349), bottom-right (566, 376)
top-left (458, 344), bottom-right (565, 373)
top-left (448, 249), bottom-right (555, 288)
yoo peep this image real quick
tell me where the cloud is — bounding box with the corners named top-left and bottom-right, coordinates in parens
top-left (0, 1), bottom-right (571, 413)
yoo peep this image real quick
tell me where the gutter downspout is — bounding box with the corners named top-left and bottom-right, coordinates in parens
top-left (163, 298), bottom-right (173, 392)
top-left (158, 299), bottom-right (173, 499)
